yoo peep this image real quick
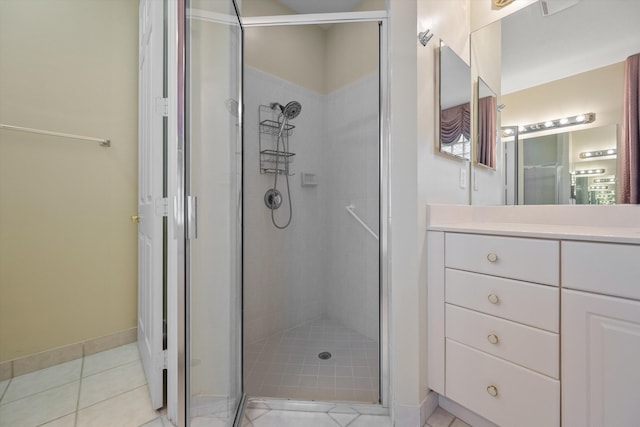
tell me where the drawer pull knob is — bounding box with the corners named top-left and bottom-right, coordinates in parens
top-left (487, 253), bottom-right (498, 263)
top-left (487, 334), bottom-right (499, 344)
top-left (487, 385), bottom-right (498, 397)
top-left (487, 294), bottom-right (500, 304)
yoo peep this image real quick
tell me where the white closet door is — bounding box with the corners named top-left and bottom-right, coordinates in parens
top-left (137, 0), bottom-right (164, 410)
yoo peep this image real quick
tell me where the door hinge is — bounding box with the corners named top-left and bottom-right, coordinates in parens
top-left (155, 349), bottom-right (168, 370)
top-left (155, 97), bottom-right (168, 117)
top-left (155, 197), bottom-right (169, 217)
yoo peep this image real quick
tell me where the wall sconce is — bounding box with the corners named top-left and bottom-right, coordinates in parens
top-left (579, 148), bottom-right (616, 159)
top-left (511, 112), bottom-right (596, 135)
top-left (572, 168), bottom-right (605, 175)
top-left (418, 30), bottom-right (433, 46)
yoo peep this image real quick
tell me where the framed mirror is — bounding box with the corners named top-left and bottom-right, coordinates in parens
top-left (439, 42), bottom-right (471, 161)
top-left (476, 77), bottom-right (497, 169)
top-left (471, 0), bottom-right (640, 204)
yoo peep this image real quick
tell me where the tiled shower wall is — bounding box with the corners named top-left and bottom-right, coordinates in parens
top-left (325, 73), bottom-right (380, 341)
top-left (243, 67), bottom-right (379, 345)
top-left (243, 67), bottom-right (327, 345)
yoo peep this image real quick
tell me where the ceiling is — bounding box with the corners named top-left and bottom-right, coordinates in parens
top-left (276, 0), bottom-right (363, 14)
top-left (501, 0), bottom-right (640, 94)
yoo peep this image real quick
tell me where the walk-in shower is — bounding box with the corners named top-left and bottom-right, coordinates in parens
top-left (243, 19), bottom-right (382, 405)
top-left (262, 100), bottom-right (302, 229)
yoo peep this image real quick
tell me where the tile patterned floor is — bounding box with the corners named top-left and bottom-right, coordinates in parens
top-left (240, 402), bottom-right (469, 427)
top-left (0, 343), bottom-right (168, 427)
top-left (244, 319), bottom-right (379, 404)
top-left (241, 401), bottom-right (391, 427)
top-left (0, 340), bottom-right (469, 427)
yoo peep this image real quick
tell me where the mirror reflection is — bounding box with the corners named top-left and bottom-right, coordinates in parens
top-left (476, 77), bottom-right (497, 169)
top-left (439, 43), bottom-right (471, 161)
top-left (514, 124), bottom-right (617, 205)
top-left (472, 0), bottom-right (640, 204)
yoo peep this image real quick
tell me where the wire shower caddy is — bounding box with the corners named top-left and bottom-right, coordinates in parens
top-left (258, 104), bottom-right (296, 175)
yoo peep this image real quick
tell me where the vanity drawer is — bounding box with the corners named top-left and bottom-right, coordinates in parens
top-left (562, 241), bottom-right (640, 300)
top-left (446, 339), bottom-right (560, 427)
top-left (445, 268), bottom-right (558, 332)
top-left (446, 304), bottom-right (559, 378)
top-left (445, 233), bottom-right (559, 285)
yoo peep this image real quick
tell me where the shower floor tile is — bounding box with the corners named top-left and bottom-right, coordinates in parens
top-left (244, 318), bottom-right (379, 404)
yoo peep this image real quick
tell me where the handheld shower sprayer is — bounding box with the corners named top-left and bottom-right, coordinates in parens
top-left (267, 100), bottom-right (302, 229)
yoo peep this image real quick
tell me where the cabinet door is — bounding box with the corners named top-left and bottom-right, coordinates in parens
top-left (562, 290), bottom-right (640, 427)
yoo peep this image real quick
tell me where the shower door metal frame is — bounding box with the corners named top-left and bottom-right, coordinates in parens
top-left (242, 11), bottom-right (391, 413)
top-left (168, 0), bottom-right (244, 425)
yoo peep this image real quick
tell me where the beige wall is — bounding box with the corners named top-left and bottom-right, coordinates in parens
top-left (244, 0), bottom-right (382, 95)
top-left (244, 24), bottom-right (327, 94)
top-left (0, 0), bottom-right (138, 363)
top-left (501, 62), bottom-right (625, 134)
top-left (325, 22), bottom-right (379, 93)
top-left (325, 0), bottom-right (384, 93)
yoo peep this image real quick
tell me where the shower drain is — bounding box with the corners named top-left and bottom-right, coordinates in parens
top-left (318, 351), bottom-right (332, 360)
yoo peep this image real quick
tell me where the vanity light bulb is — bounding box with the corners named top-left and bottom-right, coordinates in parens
top-left (544, 121), bottom-right (554, 128)
top-left (504, 128), bottom-right (513, 135)
top-left (518, 126), bottom-right (526, 132)
top-left (607, 149), bottom-right (615, 155)
top-left (584, 152), bottom-right (592, 157)
top-left (559, 118), bottom-right (569, 125)
top-left (575, 114), bottom-right (586, 122)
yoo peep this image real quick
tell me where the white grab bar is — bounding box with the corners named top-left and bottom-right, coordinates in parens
top-left (345, 204), bottom-right (379, 241)
top-left (0, 123), bottom-right (111, 147)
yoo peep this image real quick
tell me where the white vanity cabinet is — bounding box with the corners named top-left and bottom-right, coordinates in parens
top-left (428, 231), bottom-right (560, 427)
top-left (426, 204), bottom-right (640, 427)
top-left (561, 241), bottom-right (640, 427)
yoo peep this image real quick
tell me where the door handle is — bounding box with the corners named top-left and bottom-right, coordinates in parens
top-left (131, 215), bottom-right (140, 223)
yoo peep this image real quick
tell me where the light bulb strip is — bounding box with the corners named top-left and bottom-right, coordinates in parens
top-left (579, 148), bottom-right (616, 159)
top-left (572, 168), bottom-right (605, 175)
top-left (503, 112), bottom-right (596, 136)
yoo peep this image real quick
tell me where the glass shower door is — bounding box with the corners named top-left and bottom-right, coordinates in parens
top-left (185, 0), bottom-right (242, 425)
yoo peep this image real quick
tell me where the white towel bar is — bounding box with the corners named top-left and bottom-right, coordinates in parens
top-left (0, 124), bottom-right (110, 147)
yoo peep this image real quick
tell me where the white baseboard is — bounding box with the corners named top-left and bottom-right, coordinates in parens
top-left (394, 391), bottom-right (438, 427)
top-left (438, 395), bottom-right (499, 427)
top-left (421, 391), bottom-right (439, 426)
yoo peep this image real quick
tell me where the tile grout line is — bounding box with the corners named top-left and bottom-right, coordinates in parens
top-left (0, 377), bottom-right (11, 404)
top-left (76, 384), bottom-right (150, 412)
top-left (0, 368), bottom-right (82, 407)
top-left (74, 353), bottom-right (86, 427)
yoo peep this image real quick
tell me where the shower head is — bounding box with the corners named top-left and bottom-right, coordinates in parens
top-left (270, 101), bottom-right (302, 120)
top-left (282, 101), bottom-right (302, 120)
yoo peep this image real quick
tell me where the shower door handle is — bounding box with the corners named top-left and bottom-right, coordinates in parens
top-left (186, 195), bottom-right (197, 240)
